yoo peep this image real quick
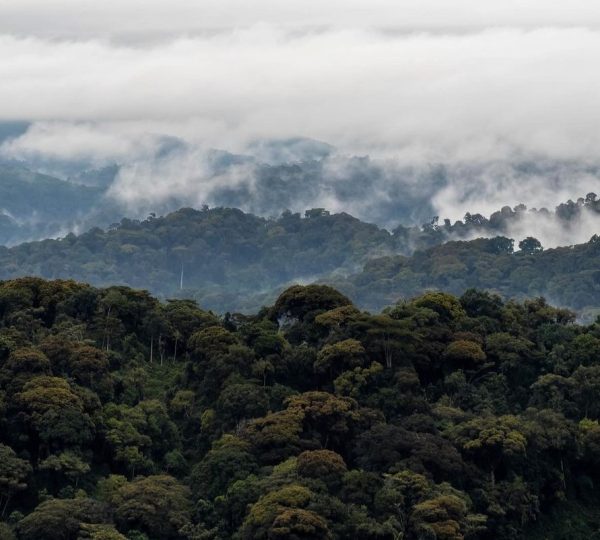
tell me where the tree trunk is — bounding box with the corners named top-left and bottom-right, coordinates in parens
top-left (1, 494), bottom-right (10, 517)
top-left (159, 334), bottom-right (164, 366)
top-left (104, 305), bottom-right (112, 351)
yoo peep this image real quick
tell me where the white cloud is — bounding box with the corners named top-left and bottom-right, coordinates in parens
top-left (0, 122), bottom-right (167, 164)
top-left (1, 2), bottom-right (600, 248)
top-left (1, 1), bottom-right (600, 40)
top-left (1, 26), bottom-right (600, 164)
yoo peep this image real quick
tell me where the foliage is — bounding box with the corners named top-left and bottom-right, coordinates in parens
top-left (0, 278), bottom-right (597, 538)
top-left (2, 199), bottom-right (600, 316)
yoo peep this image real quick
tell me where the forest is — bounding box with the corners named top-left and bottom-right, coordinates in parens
top-left (0, 277), bottom-right (599, 539)
top-left (333, 234), bottom-right (600, 320)
top-left (0, 200), bottom-right (599, 315)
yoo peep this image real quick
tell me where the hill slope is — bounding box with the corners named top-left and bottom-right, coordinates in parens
top-left (0, 279), bottom-right (598, 538)
top-left (0, 205), bottom-right (599, 315)
top-left (0, 207), bottom-right (396, 311)
top-left (0, 164), bottom-right (106, 244)
top-left (332, 235), bottom-right (600, 318)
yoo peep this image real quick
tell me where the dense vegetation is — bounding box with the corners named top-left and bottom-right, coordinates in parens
top-left (0, 207), bottom-right (397, 312)
top-left (333, 234), bottom-right (600, 320)
top-left (0, 201), bottom-right (600, 315)
top-left (0, 278), bottom-right (600, 538)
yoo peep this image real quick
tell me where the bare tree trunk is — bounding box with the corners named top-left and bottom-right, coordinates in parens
top-left (1, 494), bottom-right (10, 517)
top-left (384, 338), bottom-right (393, 369)
top-left (159, 334), bottom-right (164, 366)
top-left (104, 305), bottom-right (112, 351)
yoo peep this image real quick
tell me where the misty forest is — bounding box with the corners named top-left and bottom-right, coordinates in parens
top-left (1, 148), bottom-right (600, 540)
top-left (4, 1), bottom-right (600, 539)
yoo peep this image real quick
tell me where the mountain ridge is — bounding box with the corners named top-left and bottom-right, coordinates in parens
top-left (0, 204), bottom-right (598, 317)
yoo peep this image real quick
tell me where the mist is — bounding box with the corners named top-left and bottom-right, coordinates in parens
top-left (1, 3), bottom-right (600, 248)
top-left (2, 26), bottom-right (600, 161)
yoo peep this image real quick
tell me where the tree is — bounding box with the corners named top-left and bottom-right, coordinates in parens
top-left (297, 450), bottom-right (347, 490)
top-left (269, 508), bottom-right (331, 539)
top-left (270, 285), bottom-right (352, 324)
top-left (570, 365), bottom-right (600, 418)
top-left (103, 400), bottom-right (178, 477)
top-left (0, 523), bottom-right (15, 540)
top-left (351, 314), bottom-right (413, 369)
top-left (237, 485), bottom-right (328, 540)
top-left (216, 383), bottom-right (269, 429)
top-left (0, 445), bottom-right (31, 517)
top-left (518, 237), bottom-right (543, 254)
top-left (78, 524), bottom-right (127, 540)
top-left (114, 475), bottom-right (192, 539)
top-left (243, 410), bottom-right (304, 465)
top-left (16, 498), bottom-right (111, 540)
top-left (14, 376), bottom-right (95, 458)
top-left (449, 415), bottom-right (527, 486)
top-left (286, 391), bottom-right (360, 452)
top-left (412, 292), bottom-right (466, 322)
top-left (190, 436), bottom-right (258, 499)
top-left (410, 494), bottom-right (471, 540)
top-left (314, 339), bottom-right (366, 381)
top-left (444, 340), bottom-right (487, 370)
top-left (0, 348), bottom-right (51, 395)
top-left (334, 362), bottom-right (383, 399)
top-left (39, 452), bottom-right (90, 490)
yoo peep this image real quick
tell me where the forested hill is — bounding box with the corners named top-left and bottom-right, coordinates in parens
top-left (0, 278), bottom-right (599, 539)
top-left (332, 235), bottom-right (600, 320)
top-left (0, 164), bottom-right (105, 244)
top-left (0, 207), bottom-right (397, 311)
top-left (0, 205), bottom-right (599, 315)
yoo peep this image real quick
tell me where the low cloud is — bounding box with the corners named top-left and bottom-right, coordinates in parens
top-left (1, 10), bottom-right (600, 248)
top-left (2, 1), bottom-right (600, 40)
top-left (431, 161), bottom-right (600, 221)
top-left (2, 27), bottom-right (600, 163)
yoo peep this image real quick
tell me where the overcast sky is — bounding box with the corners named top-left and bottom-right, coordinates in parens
top-left (2, 1), bottom-right (600, 157)
top-left (1, 0), bottom-right (600, 224)
top-left (2, 1), bottom-right (600, 39)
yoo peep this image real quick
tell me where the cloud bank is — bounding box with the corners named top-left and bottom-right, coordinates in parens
top-left (2, 1), bottom-right (600, 40)
top-left (1, 26), bottom-right (600, 162)
top-left (1, 1), bottom-right (600, 247)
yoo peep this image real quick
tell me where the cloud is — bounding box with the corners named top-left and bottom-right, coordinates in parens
top-left (0, 26), bottom-right (600, 164)
top-left (0, 122), bottom-right (170, 164)
top-left (507, 207), bottom-right (600, 249)
top-left (430, 161), bottom-right (600, 221)
top-left (2, 1), bottom-right (600, 40)
top-left (1, 3), bottom-right (600, 249)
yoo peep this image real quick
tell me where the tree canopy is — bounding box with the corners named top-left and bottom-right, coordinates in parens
top-left (0, 278), bottom-right (597, 538)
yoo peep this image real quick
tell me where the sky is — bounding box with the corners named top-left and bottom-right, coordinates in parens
top-left (1, 0), bottom-right (600, 232)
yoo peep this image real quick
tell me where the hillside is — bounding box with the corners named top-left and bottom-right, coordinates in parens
top-left (0, 204), bottom-right (599, 315)
top-left (332, 235), bottom-right (600, 319)
top-left (0, 278), bottom-right (598, 538)
top-left (0, 164), bottom-right (106, 244)
top-left (0, 207), bottom-right (397, 311)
